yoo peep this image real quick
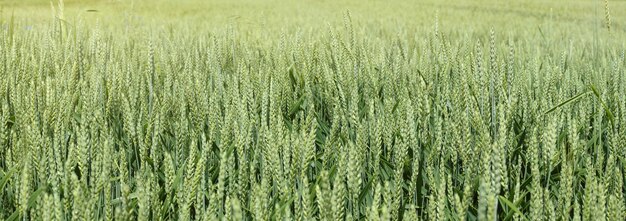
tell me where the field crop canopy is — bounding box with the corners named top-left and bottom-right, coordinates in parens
top-left (0, 0), bottom-right (625, 220)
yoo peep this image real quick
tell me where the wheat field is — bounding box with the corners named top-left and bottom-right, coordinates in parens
top-left (0, 0), bottom-right (625, 220)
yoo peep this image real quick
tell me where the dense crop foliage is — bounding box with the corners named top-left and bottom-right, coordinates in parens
top-left (1, 1), bottom-right (625, 220)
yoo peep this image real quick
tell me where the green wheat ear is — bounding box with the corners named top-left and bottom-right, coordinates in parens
top-left (605, 0), bottom-right (611, 32)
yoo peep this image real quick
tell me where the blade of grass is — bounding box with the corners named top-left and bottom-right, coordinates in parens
top-left (498, 195), bottom-right (529, 221)
top-left (543, 89), bottom-right (590, 115)
top-left (6, 185), bottom-right (47, 221)
top-left (0, 166), bottom-right (19, 191)
top-left (588, 84), bottom-right (615, 128)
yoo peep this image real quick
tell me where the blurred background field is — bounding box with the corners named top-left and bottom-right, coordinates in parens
top-left (1, 0), bottom-right (625, 43)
